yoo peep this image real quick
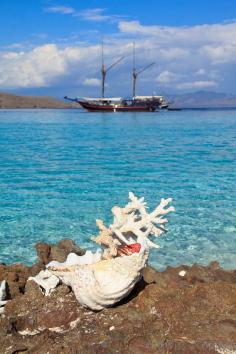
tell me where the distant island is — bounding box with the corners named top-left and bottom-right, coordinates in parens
top-left (0, 92), bottom-right (76, 109)
top-left (169, 90), bottom-right (236, 108)
top-left (1, 91), bottom-right (236, 109)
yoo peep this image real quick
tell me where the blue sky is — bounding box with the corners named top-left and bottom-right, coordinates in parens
top-left (1, 0), bottom-right (236, 97)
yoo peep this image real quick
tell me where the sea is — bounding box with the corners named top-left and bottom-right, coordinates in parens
top-left (0, 108), bottom-right (235, 270)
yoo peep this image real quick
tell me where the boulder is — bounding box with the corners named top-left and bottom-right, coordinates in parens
top-left (35, 239), bottom-right (85, 264)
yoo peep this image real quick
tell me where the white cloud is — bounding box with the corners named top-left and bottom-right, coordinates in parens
top-left (45, 6), bottom-right (122, 23)
top-left (117, 20), bottom-right (236, 93)
top-left (2, 52), bottom-right (20, 60)
top-left (195, 68), bottom-right (206, 76)
top-left (157, 71), bottom-right (184, 85)
top-left (45, 6), bottom-right (75, 15)
top-left (201, 44), bottom-right (236, 64)
top-left (1, 19), bottom-right (236, 94)
top-left (177, 80), bottom-right (218, 89)
top-left (76, 8), bottom-right (113, 22)
top-left (0, 43), bottom-right (103, 89)
top-left (32, 33), bottom-right (48, 39)
top-left (83, 78), bottom-right (100, 87)
top-left (5, 43), bottom-right (25, 49)
top-left (0, 44), bottom-right (67, 88)
top-left (118, 20), bottom-right (236, 45)
top-left (159, 47), bottom-right (189, 61)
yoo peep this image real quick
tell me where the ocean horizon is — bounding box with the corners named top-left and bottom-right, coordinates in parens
top-left (0, 108), bottom-right (235, 270)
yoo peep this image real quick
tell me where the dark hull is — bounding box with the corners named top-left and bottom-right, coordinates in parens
top-left (78, 101), bottom-right (156, 112)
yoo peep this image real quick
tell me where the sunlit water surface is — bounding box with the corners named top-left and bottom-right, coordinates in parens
top-left (0, 108), bottom-right (235, 270)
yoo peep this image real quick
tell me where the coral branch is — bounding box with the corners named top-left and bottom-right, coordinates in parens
top-left (92, 193), bottom-right (174, 258)
top-left (91, 219), bottom-right (120, 259)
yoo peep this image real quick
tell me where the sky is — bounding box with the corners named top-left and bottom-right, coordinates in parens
top-left (1, 0), bottom-right (236, 97)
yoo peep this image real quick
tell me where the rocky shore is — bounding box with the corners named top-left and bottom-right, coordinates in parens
top-left (0, 240), bottom-right (235, 354)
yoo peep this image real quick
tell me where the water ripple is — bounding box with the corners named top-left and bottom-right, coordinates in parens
top-left (0, 109), bottom-right (235, 269)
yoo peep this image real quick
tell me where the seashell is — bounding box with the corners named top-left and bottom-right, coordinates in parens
top-left (48, 249), bottom-right (102, 268)
top-left (0, 280), bottom-right (8, 314)
top-left (48, 239), bottom-right (149, 310)
top-left (28, 270), bottom-right (60, 296)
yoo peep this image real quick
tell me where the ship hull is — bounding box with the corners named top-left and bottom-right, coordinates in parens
top-left (78, 101), bottom-right (156, 112)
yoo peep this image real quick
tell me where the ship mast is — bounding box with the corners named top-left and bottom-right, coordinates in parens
top-left (101, 40), bottom-right (106, 98)
top-left (101, 40), bottom-right (125, 98)
top-left (132, 42), bottom-right (137, 99)
top-left (132, 42), bottom-right (155, 98)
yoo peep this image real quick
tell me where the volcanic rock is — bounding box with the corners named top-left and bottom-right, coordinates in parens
top-left (36, 239), bottom-right (85, 264)
top-left (0, 241), bottom-right (235, 353)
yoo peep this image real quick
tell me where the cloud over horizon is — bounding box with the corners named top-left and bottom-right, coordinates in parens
top-left (45, 6), bottom-right (75, 15)
top-left (1, 19), bottom-right (236, 96)
top-left (45, 5), bottom-right (123, 23)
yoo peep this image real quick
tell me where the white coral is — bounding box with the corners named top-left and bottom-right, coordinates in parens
top-left (93, 192), bottom-right (175, 255)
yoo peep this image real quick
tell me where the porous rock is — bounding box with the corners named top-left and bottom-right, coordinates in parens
top-left (0, 239), bottom-right (84, 301)
top-left (0, 262), bottom-right (43, 299)
top-left (36, 239), bottom-right (85, 264)
top-left (0, 244), bottom-right (235, 354)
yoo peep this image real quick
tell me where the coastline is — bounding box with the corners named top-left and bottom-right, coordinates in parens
top-left (0, 239), bottom-right (235, 353)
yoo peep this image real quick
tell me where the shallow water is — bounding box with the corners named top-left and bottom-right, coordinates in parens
top-left (0, 108), bottom-right (235, 270)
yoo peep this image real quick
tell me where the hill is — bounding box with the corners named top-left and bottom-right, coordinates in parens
top-left (0, 92), bottom-right (76, 109)
top-left (169, 91), bottom-right (236, 108)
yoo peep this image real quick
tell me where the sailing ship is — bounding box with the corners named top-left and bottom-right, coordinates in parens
top-left (65, 42), bottom-right (168, 112)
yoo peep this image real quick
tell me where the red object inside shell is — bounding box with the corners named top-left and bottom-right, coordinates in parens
top-left (124, 243), bottom-right (141, 253)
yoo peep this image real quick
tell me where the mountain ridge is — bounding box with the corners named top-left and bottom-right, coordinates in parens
top-left (168, 90), bottom-right (236, 108)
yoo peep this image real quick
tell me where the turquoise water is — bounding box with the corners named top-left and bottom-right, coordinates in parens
top-left (0, 108), bottom-right (235, 270)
